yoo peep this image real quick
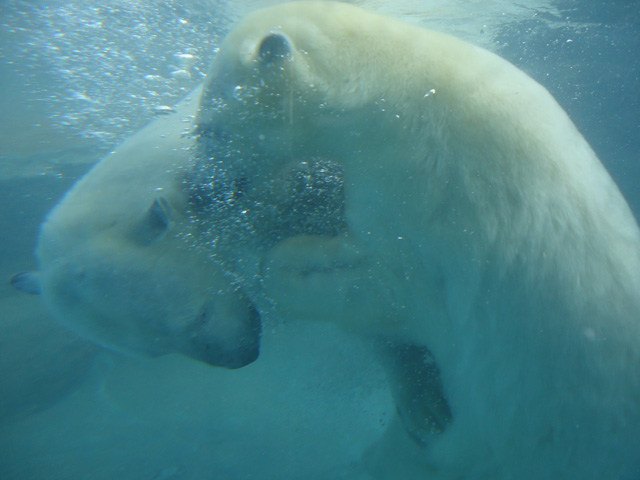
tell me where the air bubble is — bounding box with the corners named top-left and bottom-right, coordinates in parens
top-left (232, 85), bottom-right (244, 101)
top-left (174, 53), bottom-right (196, 69)
top-left (153, 105), bottom-right (176, 115)
top-left (170, 69), bottom-right (191, 80)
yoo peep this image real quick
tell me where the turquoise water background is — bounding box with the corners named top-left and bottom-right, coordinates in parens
top-left (0, 1), bottom-right (638, 479)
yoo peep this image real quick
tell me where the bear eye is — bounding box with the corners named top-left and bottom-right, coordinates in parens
top-left (133, 197), bottom-right (172, 245)
top-left (258, 33), bottom-right (292, 64)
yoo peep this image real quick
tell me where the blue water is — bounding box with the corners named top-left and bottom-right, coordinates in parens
top-left (0, 1), bottom-right (638, 479)
top-left (496, 0), bottom-right (640, 218)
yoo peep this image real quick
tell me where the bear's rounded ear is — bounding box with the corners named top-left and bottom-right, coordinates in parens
top-left (257, 32), bottom-right (292, 65)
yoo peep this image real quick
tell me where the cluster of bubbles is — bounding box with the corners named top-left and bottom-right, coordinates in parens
top-left (1, 0), bottom-right (230, 151)
top-left (183, 131), bottom-right (346, 273)
top-left (180, 64), bottom-right (346, 274)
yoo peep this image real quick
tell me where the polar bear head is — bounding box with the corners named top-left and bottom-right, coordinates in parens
top-left (194, 1), bottom-right (459, 187)
top-left (34, 89), bottom-right (262, 369)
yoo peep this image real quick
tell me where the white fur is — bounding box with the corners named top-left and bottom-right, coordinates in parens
top-left (200, 3), bottom-right (640, 478)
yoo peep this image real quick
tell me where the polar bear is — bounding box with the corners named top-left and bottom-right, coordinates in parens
top-left (32, 87), bottom-right (262, 369)
top-left (189, 2), bottom-right (640, 479)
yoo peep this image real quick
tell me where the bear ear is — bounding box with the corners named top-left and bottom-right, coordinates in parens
top-left (10, 271), bottom-right (41, 295)
top-left (257, 32), bottom-right (292, 65)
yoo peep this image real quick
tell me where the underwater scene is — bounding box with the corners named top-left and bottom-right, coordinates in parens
top-left (1, 1), bottom-right (639, 479)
